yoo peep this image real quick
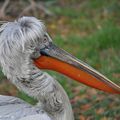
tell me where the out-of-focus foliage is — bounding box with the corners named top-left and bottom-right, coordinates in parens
top-left (0, 0), bottom-right (120, 119)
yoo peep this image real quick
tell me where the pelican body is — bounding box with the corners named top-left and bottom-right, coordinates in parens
top-left (0, 17), bottom-right (119, 120)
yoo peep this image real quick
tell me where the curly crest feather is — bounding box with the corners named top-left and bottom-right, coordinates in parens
top-left (0, 16), bottom-right (47, 80)
top-left (0, 17), bottom-right (46, 54)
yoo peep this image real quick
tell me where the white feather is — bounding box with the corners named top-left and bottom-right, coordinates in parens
top-left (0, 17), bottom-right (74, 120)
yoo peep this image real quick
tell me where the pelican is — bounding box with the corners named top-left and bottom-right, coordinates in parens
top-left (0, 16), bottom-right (120, 120)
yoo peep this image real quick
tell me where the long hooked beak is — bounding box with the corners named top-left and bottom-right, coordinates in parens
top-left (34, 42), bottom-right (120, 94)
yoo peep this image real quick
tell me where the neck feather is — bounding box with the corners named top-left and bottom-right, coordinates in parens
top-left (17, 66), bottom-right (74, 120)
top-left (1, 55), bottom-right (74, 120)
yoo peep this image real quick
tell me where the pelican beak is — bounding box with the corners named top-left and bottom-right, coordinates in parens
top-left (34, 42), bottom-right (120, 94)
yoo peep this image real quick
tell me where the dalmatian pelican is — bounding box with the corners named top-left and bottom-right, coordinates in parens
top-left (0, 17), bottom-right (120, 120)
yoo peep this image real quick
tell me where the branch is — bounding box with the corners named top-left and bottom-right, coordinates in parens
top-left (0, 0), bottom-right (10, 19)
top-left (19, 0), bottom-right (54, 17)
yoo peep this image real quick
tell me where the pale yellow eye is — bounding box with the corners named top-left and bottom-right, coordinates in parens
top-left (43, 35), bottom-right (48, 43)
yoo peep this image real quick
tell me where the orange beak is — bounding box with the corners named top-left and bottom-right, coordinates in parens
top-left (34, 43), bottom-right (120, 94)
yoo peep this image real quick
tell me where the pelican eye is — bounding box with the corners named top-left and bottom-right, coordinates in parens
top-left (43, 34), bottom-right (48, 43)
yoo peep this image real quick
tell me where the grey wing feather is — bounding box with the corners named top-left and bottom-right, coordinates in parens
top-left (19, 114), bottom-right (52, 120)
top-left (0, 95), bottom-right (51, 120)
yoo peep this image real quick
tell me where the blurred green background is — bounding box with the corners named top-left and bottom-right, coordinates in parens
top-left (0, 0), bottom-right (120, 119)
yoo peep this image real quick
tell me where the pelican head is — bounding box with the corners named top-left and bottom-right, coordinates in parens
top-left (0, 16), bottom-right (120, 120)
top-left (0, 17), bottom-right (49, 81)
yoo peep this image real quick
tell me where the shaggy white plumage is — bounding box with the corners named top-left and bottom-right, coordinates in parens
top-left (0, 17), bottom-right (74, 120)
